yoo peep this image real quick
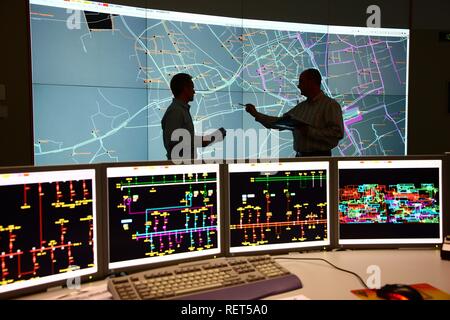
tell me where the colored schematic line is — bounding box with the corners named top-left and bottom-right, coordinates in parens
top-left (339, 183), bottom-right (440, 224)
top-left (114, 173), bottom-right (218, 256)
top-left (0, 180), bottom-right (95, 286)
top-left (250, 170), bottom-right (325, 189)
top-left (230, 170), bottom-right (328, 246)
top-left (231, 202), bottom-right (327, 245)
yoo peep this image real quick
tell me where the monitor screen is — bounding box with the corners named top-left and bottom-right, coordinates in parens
top-left (338, 159), bottom-right (443, 245)
top-left (228, 161), bottom-right (330, 253)
top-left (0, 168), bottom-right (98, 295)
top-left (29, 0), bottom-right (410, 165)
top-left (107, 163), bottom-right (221, 270)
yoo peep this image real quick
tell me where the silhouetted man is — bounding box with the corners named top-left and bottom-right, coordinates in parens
top-left (161, 73), bottom-right (226, 161)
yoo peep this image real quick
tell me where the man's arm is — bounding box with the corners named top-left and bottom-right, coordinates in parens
top-left (245, 104), bottom-right (283, 129)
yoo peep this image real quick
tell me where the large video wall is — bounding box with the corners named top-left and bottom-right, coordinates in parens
top-left (30, 0), bottom-right (409, 165)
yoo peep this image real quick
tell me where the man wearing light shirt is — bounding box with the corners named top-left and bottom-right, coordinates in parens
top-left (245, 68), bottom-right (344, 157)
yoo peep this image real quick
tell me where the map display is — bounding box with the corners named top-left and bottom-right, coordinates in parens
top-left (30, 0), bottom-right (409, 164)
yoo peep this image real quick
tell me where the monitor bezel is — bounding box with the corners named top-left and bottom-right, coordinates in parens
top-left (334, 154), bottom-right (445, 250)
top-left (0, 164), bottom-right (106, 299)
top-left (103, 160), bottom-right (225, 275)
top-left (223, 157), bottom-right (334, 257)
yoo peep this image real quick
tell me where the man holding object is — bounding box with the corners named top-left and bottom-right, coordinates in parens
top-left (245, 69), bottom-right (344, 157)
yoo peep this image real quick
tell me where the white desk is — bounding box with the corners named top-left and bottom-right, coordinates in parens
top-left (268, 248), bottom-right (450, 300)
top-left (18, 248), bottom-right (450, 300)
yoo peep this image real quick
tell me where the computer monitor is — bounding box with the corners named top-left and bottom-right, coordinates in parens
top-left (227, 160), bottom-right (330, 254)
top-left (0, 166), bottom-right (99, 298)
top-left (338, 158), bottom-right (443, 246)
top-left (106, 163), bottom-right (221, 271)
top-left (446, 153), bottom-right (450, 237)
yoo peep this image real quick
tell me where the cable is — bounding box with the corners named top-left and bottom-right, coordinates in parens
top-left (273, 257), bottom-right (369, 289)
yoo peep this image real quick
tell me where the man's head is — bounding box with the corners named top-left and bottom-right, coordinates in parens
top-left (170, 73), bottom-right (195, 103)
top-left (297, 69), bottom-right (322, 99)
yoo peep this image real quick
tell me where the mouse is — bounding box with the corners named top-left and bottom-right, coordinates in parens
top-left (376, 284), bottom-right (423, 300)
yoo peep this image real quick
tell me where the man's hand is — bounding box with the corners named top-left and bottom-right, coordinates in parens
top-left (214, 127), bottom-right (227, 142)
top-left (245, 104), bottom-right (257, 117)
top-left (202, 127), bottom-right (227, 147)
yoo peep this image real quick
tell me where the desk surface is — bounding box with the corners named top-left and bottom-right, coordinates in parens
top-left (18, 248), bottom-right (450, 300)
top-left (268, 248), bottom-right (450, 300)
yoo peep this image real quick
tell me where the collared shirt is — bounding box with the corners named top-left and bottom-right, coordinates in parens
top-left (161, 98), bottom-right (196, 160)
top-left (284, 91), bottom-right (344, 152)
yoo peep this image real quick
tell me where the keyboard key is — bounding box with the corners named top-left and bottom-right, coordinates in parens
top-left (175, 282), bottom-right (223, 296)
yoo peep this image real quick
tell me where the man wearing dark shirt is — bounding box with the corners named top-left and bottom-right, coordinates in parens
top-left (245, 69), bottom-right (344, 157)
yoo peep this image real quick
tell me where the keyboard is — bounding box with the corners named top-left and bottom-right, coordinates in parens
top-left (107, 255), bottom-right (302, 300)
